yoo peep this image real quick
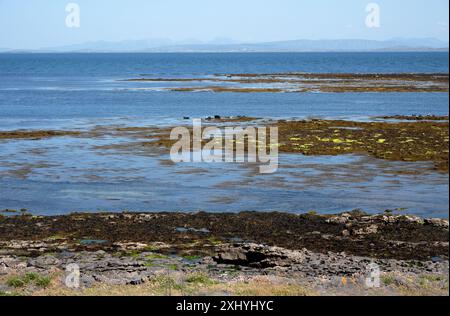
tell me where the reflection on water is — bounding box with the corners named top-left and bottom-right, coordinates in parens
top-left (0, 133), bottom-right (448, 217)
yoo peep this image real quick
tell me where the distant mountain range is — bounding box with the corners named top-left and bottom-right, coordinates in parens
top-left (2, 38), bottom-right (448, 53)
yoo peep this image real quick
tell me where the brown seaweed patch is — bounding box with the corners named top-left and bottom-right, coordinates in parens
top-left (91, 119), bottom-right (449, 173)
top-left (122, 73), bottom-right (449, 93)
top-left (0, 130), bottom-right (81, 140)
top-left (377, 115), bottom-right (449, 121)
top-left (219, 73), bottom-right (449, 82)
top-left (274, 119), bottom-right (449, 172)
top-left (0, 211), bottom-right (447, 261)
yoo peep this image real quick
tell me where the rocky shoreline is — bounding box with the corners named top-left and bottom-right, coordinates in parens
top-left (0, 211), bottom-right (448, 296)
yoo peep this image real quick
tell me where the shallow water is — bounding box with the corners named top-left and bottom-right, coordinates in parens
top-left (0, 53), bottom-right (448, 217)
top-left (0, 135), bottom-right (448, 217)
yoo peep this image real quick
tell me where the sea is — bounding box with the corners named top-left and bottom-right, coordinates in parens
top-left (0, 52), bottom-right (448, 217)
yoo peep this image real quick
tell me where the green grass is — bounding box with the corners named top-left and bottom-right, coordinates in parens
top-left (145, 253), bottom-right (168, 260)
top-left (419, 274), bottom-right (446, 287)
top-left (23, 272), bottom-right (39, 282)
top-left (125, 250), bottom-right (142, 259)
top-left (6, 276), bottom-right (26, 288)
top-left (166, 264), bottom-right (178, 271)
top-left (420, 274), bottom-right (444, 282)
top-left (34, 276), bottom-right (52, 288)
top-left (185, 273), bottom-right (216, 285)
top-left (381, 275), bottom-right (396, 286)
top-left (144, 253), bottom-right (171, 267)
top-left (143, 245), bottom-right (162, 252)
top-left (0, 291), bottom-right (19, 296)
top-left (48, 234), bottom-right (66, 240)
top-left (152, 275), bottom-right (185, 293)
top-left (206, 237), bottom-right (222, 245)
top-left (182, 255), bottom-right (203, 261)
top-left (6, 273), bottom-right (52, 289)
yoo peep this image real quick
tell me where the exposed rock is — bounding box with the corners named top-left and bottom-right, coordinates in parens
top-left (28, 255), bottom-right (60, 268)
top-left (342, 230), bottom-right (351, 237)
top-left (1, 211), bottom-right (448, 261)
top-left (214, 243), bottom-right (305, 268)
top-left (402, 215), bottom-right (426, 225)
top-left (80, 274), bottom-right (96, 288)
top-left (425, 218), bottom-right (449, 229)
top-left (352, 224), bottom-right (379, 236)
top-left (0, 256), bottom-right (24, 268)
top-left (326, 213), bottom-right (352, 224)
top-left (112, 242), bottom-right (149, 252)
top-left (213, 243), bottom-right (449, 278)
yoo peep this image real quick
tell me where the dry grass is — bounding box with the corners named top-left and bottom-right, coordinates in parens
top-left (2, 274), bottom-right (315, 297)
top-left (1, 272), bottom-right (447, 297)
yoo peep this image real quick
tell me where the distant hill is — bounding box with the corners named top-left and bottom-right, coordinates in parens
top-left (147, 38), bottom-right (449, 53)
top-left (1, 38), bottom-right (448, 53)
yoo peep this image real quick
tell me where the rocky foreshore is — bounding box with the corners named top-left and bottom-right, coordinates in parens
top-left (0, 211), bottom-right (448, 296)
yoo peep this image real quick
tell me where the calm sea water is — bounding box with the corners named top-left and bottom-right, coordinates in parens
top-left (0, 53), bottom-right (448, 217)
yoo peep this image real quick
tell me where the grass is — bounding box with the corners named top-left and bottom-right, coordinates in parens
top-left (420, 274), bottom-right (444, 282)
top-left (21, 274), bottom-right (315, 296)
top-left (151, 275), bottom-right (186, 295)
top-left (233, 283), bottom-right (312, 296)
top-left (6, 273), bottom-right (53, 289)
top-left (143, 253), bottom-right (172, 268)
top-left (6, 276), bottom-right (26, 288)
top-left (2, 272), bottom-right (448, 296)
top-left (145, 253), bottom-right (168, 260)
top-left (182, 255), bottom-right (203, 261)
top-left (419, 274), bottom-right (447, 288)
top-left (143, 245), bottom-right (163, 252)
top-left (2, 267), bottom-right (447, 296)
top-left (23, 272), bottom-right (40, 282)
top-left (185, 273), bottom-right (216, 285)
top-left (0, 291), bottom-right (19, 296)
top-left (381, 275), bottom-right (396, 286)
top-left (35, 276), bottom-right (52, 288)
top-left (206, 237), bottom-right (223, 246)
top-left (48, 234), bottom-right (67, 240)
top-left (126, 251), bottom-right (142, 259)
top-left (166, 264), bottom-right (178, 271)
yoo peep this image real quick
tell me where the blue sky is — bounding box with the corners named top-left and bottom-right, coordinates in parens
top-left (0, 0), bottom-right (448, 49)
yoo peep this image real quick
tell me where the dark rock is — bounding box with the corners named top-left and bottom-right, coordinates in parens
top-left (127, 277), bottom-right (145, 285)
top-left (432, 256), bottom-right (444, 263)
top-left (80, 274), bottom-right (96, 288)
top-left (214, 243), bottom-right (304, 268)
top-left (27, 255), bottom-right (60, 268)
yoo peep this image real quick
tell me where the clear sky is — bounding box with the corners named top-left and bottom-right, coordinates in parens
top-left (0, 0), bottom-right (448, 49)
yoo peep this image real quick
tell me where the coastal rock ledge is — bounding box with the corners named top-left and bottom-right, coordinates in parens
top-left (0, 211), bottom-right (448, 295)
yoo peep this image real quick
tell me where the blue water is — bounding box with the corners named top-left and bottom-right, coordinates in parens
top-left (1, 52), bottom-right (448, 77)
top-left (0, 53), bottom-right (448, 217)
